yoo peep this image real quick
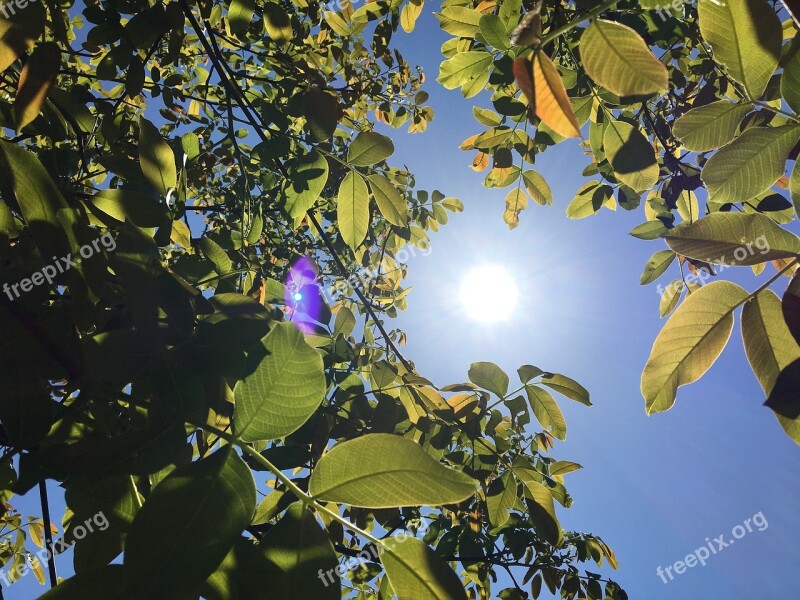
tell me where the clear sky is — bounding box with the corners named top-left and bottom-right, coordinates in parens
top-left (386, 8), bottom-right (800, 600)
top-left (5, 6), bottom-right (800, 600)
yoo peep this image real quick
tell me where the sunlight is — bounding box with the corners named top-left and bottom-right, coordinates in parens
top-left (459, 264), bottom-right (519, 322)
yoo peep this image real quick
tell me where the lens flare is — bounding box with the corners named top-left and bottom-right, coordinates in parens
top-left (459, 265), bottom-right (519, 322)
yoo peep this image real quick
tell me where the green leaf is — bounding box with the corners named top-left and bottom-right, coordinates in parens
top-left (791, 157), bottom-right (800, 220)
top-left (308, 433), bottom-right (478, 508)
top-left (124, 447), bottom-right (255, 597)
top-left (525, 385), bottom-right (567, 440)
top-left (782, 47), bottom-right (800, 113)
top-left (580, 19), bottom-right (668, 96)
top-left (664, 212), bottom-right (800, 266)
top-left (701, 125), bottom-right (800, 204)
top-left (39, 566), bottom-right (126, 599)
top-left (435, 6), bottom-right (482, 38)
top-left (603, 119), bottom-right (659, 193)
top-left (566, 182), bottom-right (606, 219)
top-left (640, 250), bottom-right (676, 285)
top-left (468, 361), bottom-right (509, 397)
top-left (337, 171), bottom-right (370, 250)
top-left (379, 536), bottom-right (468, 600)
top-left (198, 236), bottom-right (233, 275)
top-left (659, 279), bottom-right (684, 318)
top-left (479, 14), bottom-right (510, 50)
top-left (368, 174), bottom-right (408, 226)
top-left (437, 51), bottom-right (494, 90)
top-left (14, 41), bottom-right (60, 133)
top-left (233, 322), bottom-right (325, 442)
top-left (630, 219), bottom-right (669, 240)
top-left (698, 0), bottom-right (781, 99)
top-left (139, 116), bottom-right (177, 196)
top-left (539, 373), bottom-right (591, 406)
top-left (228, 0), bottom-right (255, 33)
top-left (348, 132), bottom-right (394, 166)
top-left (673, 101), bottom-right (752, 152)
top-left (263, 2), bottom-right (293, 42)
top-left (283, 150), bottom-right (329, 218)
top-left (0, 142), bottom-right (70, 260)
top-left (515, 472), bottom-right (561, 546)
top-left (486, 472), bottom-right (516, 528)
top-left (675, 190), bottom-right (699, 223)
top-left (522, 170), bottom-right (552, 206)
top-left (261, 503), bottom-right (340, 600)
top-left (642, 281), bottom-right (749, 414)
top-left (742, 290), bottom-right (800, 395)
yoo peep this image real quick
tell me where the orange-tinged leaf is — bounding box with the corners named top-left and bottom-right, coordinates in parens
top-left (471, 151), bottom-right (489, 171)
top-left (532, 52), bottom-right (581, 138)
top-left (513, 56), bottom-right (535, 120)
top-left (15, 42), bottom-right (61, 133)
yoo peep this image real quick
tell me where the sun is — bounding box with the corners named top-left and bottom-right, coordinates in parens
top-left (459, 264), bottom-right (519, 322)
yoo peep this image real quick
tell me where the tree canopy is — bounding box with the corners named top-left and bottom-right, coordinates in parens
top-left (0, 0), bottom-right (798, 598)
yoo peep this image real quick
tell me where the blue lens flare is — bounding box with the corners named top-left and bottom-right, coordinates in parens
top-left (292, 292), bottom-right (303, 302)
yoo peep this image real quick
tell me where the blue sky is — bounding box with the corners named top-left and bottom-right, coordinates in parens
top-left (387, 8), bottom-right (800, 600)
top-left (5, 6), bottom-right (800, 600)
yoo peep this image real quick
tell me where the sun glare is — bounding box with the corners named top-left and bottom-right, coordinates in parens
top-left (459, 265), bottom-right (519, 322)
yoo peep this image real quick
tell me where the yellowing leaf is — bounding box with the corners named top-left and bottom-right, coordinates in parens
top-left (503, 187), bottom-right (528, 229)
top-left (15, 42), bottom-right (60, 133)
top-left (642, 281), bottom-right (748, 414)
top-left (532, 51), bottom-right (581, 138)
top-left (580, 19), bottom-right (668, 97)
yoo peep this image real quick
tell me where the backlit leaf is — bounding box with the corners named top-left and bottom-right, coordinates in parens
top-left (698, 0), bottom-right (781, 99)
top-left (664, 212), bottom-right (800, 266)
top-left (308, 433), bottom-right (478, 508)
top-left (701, 125), bottom-right (800, 205)
top-left (139, 116), bottom-right (177, 197)
top-left (337, 171), bottom-right (370, 250)
top-left (642, 281), bottom-right (748, 414)
top-left (532, 51), bottom-right (581, 138)
top-left (673, 101), bottom-right (752, 152)
top-left (233, 322), bottom-right (325, 442)
top-left (14, 41), bottom-right (60, 133)
top-left (603, 119), bottom-right (659, 192)
top-left (379, 536), bottom-right (467, 600)
top-left (124, 448), bottom-right (255, 597)
top-left (580, 19), bottom-right (668, 96)
top-left (348, 132), bottom-right (394, 166)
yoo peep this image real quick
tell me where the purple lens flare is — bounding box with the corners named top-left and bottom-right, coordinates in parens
top-left (285, 256), bottom-right (325, 333)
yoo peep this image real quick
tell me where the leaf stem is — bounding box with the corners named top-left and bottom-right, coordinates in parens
top-left (536, 0), bottom-right (621, 49)
top-left (195, 422), bottom-right (384, 547)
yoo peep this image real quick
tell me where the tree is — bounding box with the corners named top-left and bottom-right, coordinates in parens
top-left (435, 0), bottom-right (800, 445)
top-left (0, 1), bottom-right (627, 599)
